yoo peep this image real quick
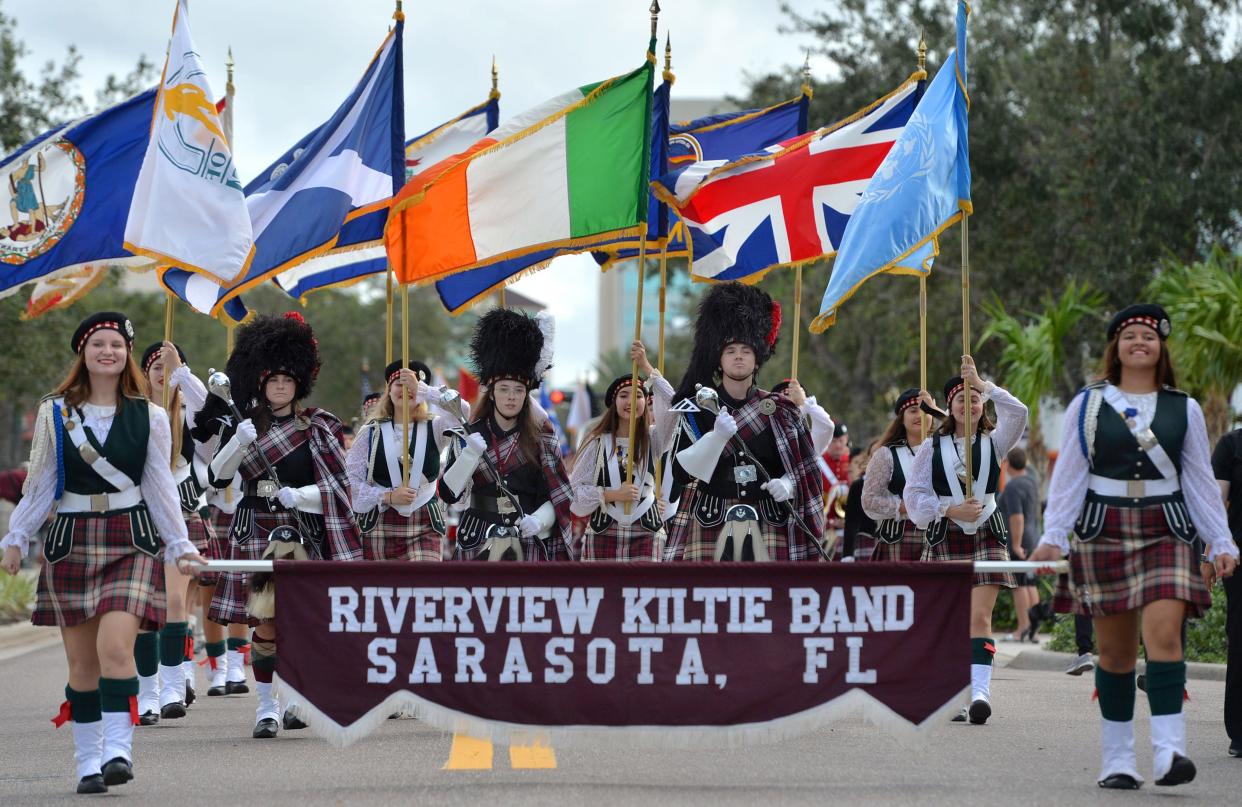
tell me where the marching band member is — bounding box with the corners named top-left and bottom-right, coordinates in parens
top-left (0, 312), bottom-right (203, 794)
top-left (904, 356), bottom-right (1028, 725)
top-left (438, 309), bottom-right (573, 561)
top-left (1030, 305), bottom-right (1238, 789)
top-left (201, 312), bottom-right (361, 739)
top-left (770, 379), bottom-right (836, 455)
top-left (347, 360), bottom-right (453, 562)
top-left (569, 341), bottom-right (675, 561)
top-left (863, 389), bottom-right (938, 562)
top-left (665, 282), bottom-right (825, 562)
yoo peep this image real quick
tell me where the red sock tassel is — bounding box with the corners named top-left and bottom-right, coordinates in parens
top-left (240, 643), bottom-right (251, 665)
top-left (128, 695), bottom-right (140, 726)
top-left (51, 700), bottom-right (73, 728)
top-left (184, 634), bottom-right (195, 661)
top-left (1091, 688), bottom-right (1099, 702)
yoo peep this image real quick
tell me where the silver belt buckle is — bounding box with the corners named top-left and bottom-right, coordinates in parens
top-left (1126, 479), bottom-right (1145, 498)
top-left (90, 493), bottom-right (110, 512)
top-left (497, 497), bottom-right (517, 515)
top-left (256, 480), bottom-right (278, 498)
top-left (733, 464), bottom-right (758, 484)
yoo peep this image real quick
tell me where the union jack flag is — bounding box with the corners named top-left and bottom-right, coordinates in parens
top-left (652, 73), bottom-right (925, 283)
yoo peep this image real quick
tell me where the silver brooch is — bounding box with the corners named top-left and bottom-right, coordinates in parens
top-left (758, 398), bottom-right (777, 416)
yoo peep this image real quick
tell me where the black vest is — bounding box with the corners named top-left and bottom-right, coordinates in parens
top-left (370, 420), bottom-right (440, 487)
top-left (62, 398), bottom-right (149, 495)
top-left (1089, 386), bottom-right (1187, 480)
top-left (886, 441), bottom-right (912, 495)
top-left (930, 433), bottom-right (1000, 497)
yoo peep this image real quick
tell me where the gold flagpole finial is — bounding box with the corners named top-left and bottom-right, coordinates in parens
top-left (394, 0), bottom-right (404, 21)
top-left (650, 0), bottom-right (660, 39)
top-left (491, 54), bottom-right (500, 99)
top-left (801, 50), bottom-right (813, 96)
top-left (918, 29), bottom-right (927, 70)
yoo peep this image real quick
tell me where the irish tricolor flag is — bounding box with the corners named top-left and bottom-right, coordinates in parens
top-left (386, 54), bottom-right (653, 284)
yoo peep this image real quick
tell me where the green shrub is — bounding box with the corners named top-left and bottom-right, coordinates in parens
top-left (0, 571), bottom-right (36, 624)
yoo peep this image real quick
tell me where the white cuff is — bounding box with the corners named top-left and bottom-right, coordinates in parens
top-left (533, 500), bottom-right (557, 533)
top-left (1206, 539), bottom-right (1240, 562)
top-left (676, 429), bottom-right (730, 482)
top-left (210, 435), bottom-right (246, 483)
top-left (163, 538), bottom-right (197, 564)
top-left (1037, 531), bottom-right (1072, 554)
top-left (1, 533), bottom-right (30, 558)
top-left (442, 445), bottom-right (484, 498)
top-left (293, 484), bottom-right (323, 514)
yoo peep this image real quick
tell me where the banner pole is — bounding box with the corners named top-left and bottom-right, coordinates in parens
top-left (653, 238), bottom-right (669, 514)
top-left (162, 295), bottom-right (174, 410)
top-left (401, 283), bottom-right (411, 487)
top-left (385, 264), bottom-right (394, 366)
top-left (919, 275), bottom-right (928, 441)
top-left (791, 264), bottom-right (803, 380)
top-left (961, 214), bottom-right (972, 498)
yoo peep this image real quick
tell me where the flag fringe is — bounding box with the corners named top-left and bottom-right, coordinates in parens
top-left (272, 674), bottom-right (970, 750)
top-left (438, 257), bottom-right (557, 315)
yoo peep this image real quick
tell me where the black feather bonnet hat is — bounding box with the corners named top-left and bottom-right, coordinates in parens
top-left (469, 308), bottom-right (554, 389)
top-left (675, 282), bottom-right (782, 400)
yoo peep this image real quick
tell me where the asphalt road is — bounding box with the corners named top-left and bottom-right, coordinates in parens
top-left (0, 640), bottom-right (1236, 806)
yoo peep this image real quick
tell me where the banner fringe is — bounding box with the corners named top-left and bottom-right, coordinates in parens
top-left (272, 676), bottom-right (970, 750)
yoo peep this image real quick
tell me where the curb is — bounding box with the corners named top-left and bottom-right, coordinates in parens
top-left (0, 620), bottom-right (59, 663)
top-left (1000, 644), bottom-right (1226, 682)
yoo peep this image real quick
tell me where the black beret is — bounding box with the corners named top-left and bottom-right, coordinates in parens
top-left (362, 392), bottom-right (382, 406)
top-left (140, 342), bottom-right (187, 374)
top-left (1107, 304), bottom-right (1171, 341)
top-left (384, 360), bottom-right (431, 386)
top-left (832, 422), bottom-right (848, 438)
top-left (605, 374), bottom-right (648, 409)
top-left (770, 379), bottom-right (792, 396)
top-left (894, 388), bottom-right (921, 416)
top-left (71, 312), bottom-right (134, 354)
top-left (944, 376), bottom-right (965, 404)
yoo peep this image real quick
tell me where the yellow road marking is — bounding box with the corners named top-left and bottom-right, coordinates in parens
top-left (509, 734), bottom-right (557, 769)
top-left (442, 733), bottom-right (494, 770)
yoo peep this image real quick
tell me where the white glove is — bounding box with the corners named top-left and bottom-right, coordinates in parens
top-left (761, 476), bottom-right (795, 502)
top-left (519, 514), bottom-right (542, 537)
top-left (712, 412), bottom-right (738, 437)
top-left (235, 418), bottom-right (257, 446)
top-left (415, 381), bottom-right (436, 405)
top-left (276, 487), bottom-right (299, 508)
top-left (463, 432), bottom-right (488, 456)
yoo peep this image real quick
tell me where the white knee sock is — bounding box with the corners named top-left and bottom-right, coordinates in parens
top-left (225, 649), bottom-right (248, 684)
top-left (1098, 718), bottom-right (1143, 784)
top-left (71, 720), bottom-right (104, 779)
top-left (158, 664), bottom-right (185, 707)
top-left (255, 681), bottom-right (279, 723)
top-left (101, 712), bottom-right (134, 764)
top-left (208, 656), bottom-right (227, 688)
top-left (182, 659), bottom-right (196, 688)
top-left (137, 674), bottom-right (159, 715)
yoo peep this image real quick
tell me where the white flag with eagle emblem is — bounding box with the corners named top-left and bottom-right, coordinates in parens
top-left (125, 0), bottom-right (253, 284)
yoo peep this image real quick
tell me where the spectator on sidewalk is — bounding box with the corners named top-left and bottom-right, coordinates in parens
top-left (1212, 425), bottom-right (1242, 757)
top-left (1000, 447), bottom-right (1040, 641)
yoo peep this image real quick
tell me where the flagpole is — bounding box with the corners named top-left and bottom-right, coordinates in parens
top-left (401, 283), bottom-right (411, 487)
top-left (162, 295), bottom-right (174, 410)
top-left (492, 56), bottom-right (506, 316)
top-left (653, 33), bottom-right (673, 509)
top-left (790, 54), bottom-right (813, 382)
top-left (961, 213), bottom-right (972, 498)
top-left (917, 31), bottom-right (929, 442)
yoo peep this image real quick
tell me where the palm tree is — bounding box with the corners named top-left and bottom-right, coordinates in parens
top-left (979, 280), bottom-right (1105, 476)
top-left (1146, 246), bottom-right (1242, 443)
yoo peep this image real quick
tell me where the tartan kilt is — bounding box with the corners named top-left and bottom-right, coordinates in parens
top-left (871, 521), bottom-right (926, 563)
top-left (33, 510), bottom-right (165, 629)
top-left (208, 508), bottom-right (305, 626)
top-left (1053, 503), bottom-right (1210, 618)
top-left (921, 521), bottom-right (1016, 588)
top-left (184, 510), bottom-right (217, 584)
top-left (669, 490), bottom-right (805, 562)
top-left (662, 482), bottom-right (697, 562)
top-left (363, 505), bottom-right (444, 562)
top-left (580, 520), bottom-right (665, 562)
top-left (460, 531), bottom-right (572, 562)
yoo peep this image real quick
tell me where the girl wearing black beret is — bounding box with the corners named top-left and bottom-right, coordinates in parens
top-left (863, 388), bottom-right (941, 562)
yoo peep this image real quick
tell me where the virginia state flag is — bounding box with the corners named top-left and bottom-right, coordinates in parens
top-left (652, 73), bottom-right (924, 284)
top-left (811, 1), bottom-right (971, 332)
top-left (0, 89), bottom-right (156, 299)
top-left (124, 0), bottom-right (253, 284)
top-left (274, 93), bottom-right (498, 301)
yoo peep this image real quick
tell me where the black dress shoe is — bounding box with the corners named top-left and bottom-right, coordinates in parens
top-left (1229, 742), bottom-right (1242, 757)
top-left (1136, 673), bottom-right (1147, 692)
top-left (1155, 754), bottom-right (1196, 786)
top-left (968, 699), bottom-right (992, 725)
top-left (951, 706), bottom-right (968, 723)
top-left (184, 682), bottom-right (196, 707)
top-left (76, 774), bottom-right (107, 794)
top-left (138, 710), bottom-right (159, 726)
top-left (101, 757), bottom-right (132, 786)
top-left (1098, 773), bottom-right (1141, 790)
top-left (207, 683), bottom-right (228, 696)
top-left (160, 701), bottom-right (187, 720)
top-left (282, 712), bottom-right (308, 731)
top-left (252, 718), bottom-right (279, 739)
top-left (225, 681), bottom-right (249, 695)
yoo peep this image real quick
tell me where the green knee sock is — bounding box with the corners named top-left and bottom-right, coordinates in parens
top-left (66, 685), bottom-right (102, 723)
top-left (1095, 667), bottom-right (1136, 721)
top-left (1145, 660), bottom-right (1186, 716)
top-left (205, 640), bottom-right (226, 661)
top-left (98, 676), bottom-right (138, 713)
top-left (971, 637), bottom-right (995, 666)
top-left (159, 622), bottom-right (188, 667)
top-left (227, 637), bottom-right (247, 651)
top-left (133, 631), bottom-right (159, 678)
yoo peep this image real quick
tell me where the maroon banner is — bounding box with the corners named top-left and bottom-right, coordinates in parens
top-left (274, 561), bottom-right (971, 746)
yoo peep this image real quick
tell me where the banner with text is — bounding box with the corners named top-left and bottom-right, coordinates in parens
top-left (274, 561), bottom-right (971, 747)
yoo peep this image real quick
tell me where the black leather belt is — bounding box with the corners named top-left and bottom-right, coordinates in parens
top-left (243, 480), bottom-right (280, 498)
top-left (472, 495), bottom-right (520, 516)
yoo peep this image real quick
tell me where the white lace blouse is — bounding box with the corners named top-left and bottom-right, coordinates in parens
top-left (1038, 387), bottom-right (1238, 560)
top-left (1, 399), bottom-right (195, 562)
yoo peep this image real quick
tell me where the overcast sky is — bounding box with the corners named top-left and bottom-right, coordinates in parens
top-left (11, 0), bottom-right (823, 385)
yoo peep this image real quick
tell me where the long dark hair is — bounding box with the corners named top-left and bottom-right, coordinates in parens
top-left (936, 392), bottom-right (996, 437)
top-left (1098, 334), bottom-right (1177, 388)
top-left (581, 393), bottom-right (652, 473)
top-left (874, 414), bottom-right (907, 448)
top-left (471, 391), bottom-right (543, 465)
